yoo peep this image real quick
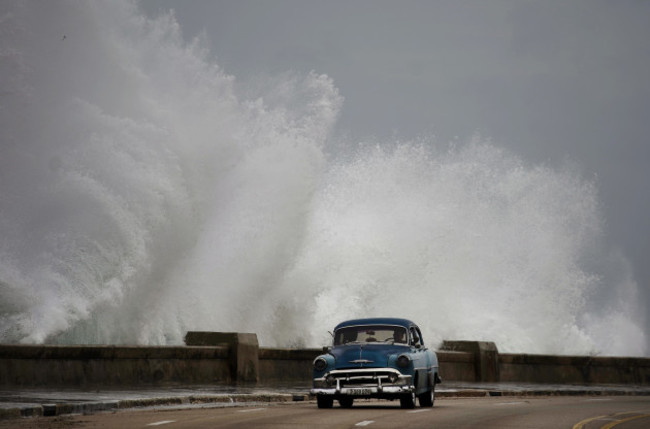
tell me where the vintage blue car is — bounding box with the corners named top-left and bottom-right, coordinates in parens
top-left (310, 317), bottom-right (441, 408)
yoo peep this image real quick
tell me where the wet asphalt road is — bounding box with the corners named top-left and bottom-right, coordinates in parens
top-left (2, 396), bottom-right (650, 428)
top-left (2, 383), bottom-right (650, 427)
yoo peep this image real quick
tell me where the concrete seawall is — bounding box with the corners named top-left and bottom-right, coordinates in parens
top-left (1, 333), bottom-right (649, 387)
top-left (499, 353), bottom-right (650, 385)
top-left (0, 344), bottom-right (231, 386)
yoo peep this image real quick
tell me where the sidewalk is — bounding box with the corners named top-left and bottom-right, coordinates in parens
top-left (2, 383), bottom-right (650, 420)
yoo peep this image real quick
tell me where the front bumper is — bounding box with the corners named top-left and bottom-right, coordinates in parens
top-left (311, 368), bottom-right (414, 398)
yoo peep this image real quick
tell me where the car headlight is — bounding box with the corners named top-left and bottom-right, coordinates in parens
top-left (314, 357), bottom-right (328, 372)
top-left (397, 354), bottom-right (411, 368)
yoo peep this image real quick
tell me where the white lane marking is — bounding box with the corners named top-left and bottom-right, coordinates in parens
top-left (355, 421), bottom-right (375, 426)
top-left (147, 421), bottom-right (176, 426)
top-left (237, 408), bottom-right (266, 413)
top-left (583, 398), bottom-right (613, 402)
top-left (495, 401), bottom-right (526, 406)
top-left (407, 409), bottom-right (431, 414)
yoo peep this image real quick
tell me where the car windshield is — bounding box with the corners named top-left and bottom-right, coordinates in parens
top-left (333, 325), bottom-right (408, 345)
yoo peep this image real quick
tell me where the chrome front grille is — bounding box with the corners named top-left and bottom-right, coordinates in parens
top-left (325, 368), bottom-right (407, 387)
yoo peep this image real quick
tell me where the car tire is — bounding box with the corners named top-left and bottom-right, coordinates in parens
top-left (400, 392), bottom-right (416, 409)
top-left (338, 397), bottom-right (354, 408)
top-left (418, 383), bottom-right (435, 407)
top-left (317, 396), bottom-right (334, 409)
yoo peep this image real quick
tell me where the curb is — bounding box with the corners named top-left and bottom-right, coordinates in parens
top-left (436, 388), bottom-right (650, 398)
top-left (0, 393), bottom-right (295, 420)
top-left (3, 389), bottom-right (650, 420)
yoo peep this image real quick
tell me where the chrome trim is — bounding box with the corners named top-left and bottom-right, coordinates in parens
top-left (311, 385), bottom-right (415, 396)
top-left (349, 359), bottom-right (374, 364)
top-left (312, 367), bottom-right (413, 391)
top-left (328, 368), bottom-right (403, 376)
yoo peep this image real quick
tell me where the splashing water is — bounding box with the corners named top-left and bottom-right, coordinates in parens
top-left (0, 1), bottom-right (646, 356)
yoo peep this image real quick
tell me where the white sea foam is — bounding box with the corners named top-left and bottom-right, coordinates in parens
top-left (0, 1), bottom-right (645, 356)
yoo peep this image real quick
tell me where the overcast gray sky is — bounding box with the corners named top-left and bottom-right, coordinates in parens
top-left (140, 0), bottom-right (650, 331)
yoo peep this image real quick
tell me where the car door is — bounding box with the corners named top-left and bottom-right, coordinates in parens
top-left (409, 326), bottom-right (429, 393)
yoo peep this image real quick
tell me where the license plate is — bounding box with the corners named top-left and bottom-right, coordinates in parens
top-left (348, 388), bottom-right (372, 395)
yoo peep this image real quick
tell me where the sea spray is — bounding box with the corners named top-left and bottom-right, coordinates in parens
top-left (0, 1), bottom-right (645, 356)
top-left (295, 141), bottom-right (622, 354)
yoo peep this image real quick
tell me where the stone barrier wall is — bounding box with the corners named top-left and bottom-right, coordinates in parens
top-left (440, 341), bottom-right (498, 382)
top-left (258, 348), bottom-right (321, 384)
top-left (500, 353), bottom-right (650, 385)
top-left (184, 332), bottom-right (259, 383)
top-left (437, 350), bottom-right (476, 382)
top-left (1, 334), bottom-right (649, 387)
top-left (0, 344), bottom-right (231, 387)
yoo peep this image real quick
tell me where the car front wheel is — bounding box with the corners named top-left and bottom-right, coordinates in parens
top-left (418, 383), bottom-right (435, 407)
top-left (317, 396), bottom-right (334, 409)
top-left (338, 397), bottom-right (354, 408)
top-left (400, 391), bottom-right (416, 409)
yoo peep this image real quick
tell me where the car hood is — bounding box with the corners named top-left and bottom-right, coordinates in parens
top-left (330, 344), bottom-right (408, 369)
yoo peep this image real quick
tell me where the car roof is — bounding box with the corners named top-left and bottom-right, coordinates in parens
top-left (333, 317), bottom-right (416, 330)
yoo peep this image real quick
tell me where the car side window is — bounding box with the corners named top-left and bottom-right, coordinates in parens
top-left (409, 327), bottom-right (421, 347)
top-left (415, 327), bottom-right (424, 346)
